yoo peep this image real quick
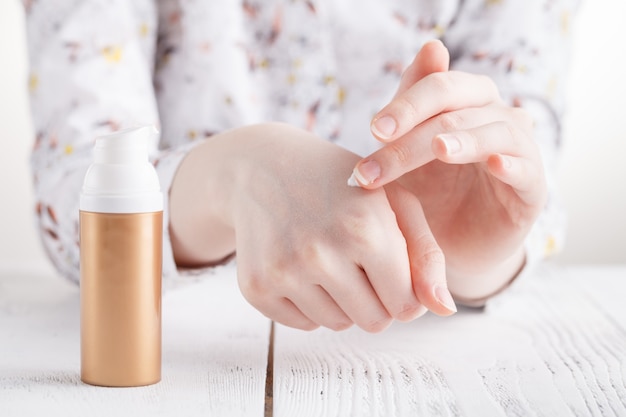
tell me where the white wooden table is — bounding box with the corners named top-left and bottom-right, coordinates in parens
top-left (1, 263), bottom-right (625, 417)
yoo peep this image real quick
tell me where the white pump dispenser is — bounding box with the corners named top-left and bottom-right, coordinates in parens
top-left (80, 125), bottom-right (163, 213)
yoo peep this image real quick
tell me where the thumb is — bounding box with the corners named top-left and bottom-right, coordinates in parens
top-left (384, 183), bottom-right (456, 316)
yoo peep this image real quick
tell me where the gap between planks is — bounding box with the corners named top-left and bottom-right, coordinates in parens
top-left (264, 321), bottom-right (275, 417)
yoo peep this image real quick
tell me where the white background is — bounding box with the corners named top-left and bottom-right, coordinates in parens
top-left (0, 0), bottom-right (624, 275)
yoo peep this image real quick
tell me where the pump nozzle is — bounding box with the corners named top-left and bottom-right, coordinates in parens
top-left (80, 126), bottom-right (163, 214)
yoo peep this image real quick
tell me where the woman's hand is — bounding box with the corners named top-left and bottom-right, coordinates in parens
top-left (170, 123), bottom-right (455, 332)
top-left (350, 40), bottom-right (547, 301)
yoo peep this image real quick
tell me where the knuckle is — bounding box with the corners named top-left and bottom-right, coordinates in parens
top-left (394, 302), bottom-right (424, 322)
top-left (395, 94), bottom-right (421, 121)
top-left (340, 211), bottom-right (367, 242)
top-left (438, 111), bottom-right (464, 133)
top-left (421, 245), bottom-right (446, 267)
top-left (503, 121), bottom-right (524, 148)
top-left (512, 107), bottom-right (534, 132)
top-left (240, 262), bottom-right (297, 303)
top-left (296, 321), bottom-right (320, 332)
top-left (472, 129), bottom-right (488, 155)
top-left (362, 315), bottom-right (392, 333)
top-left (386, 140), bottom-right (413, 166)
top-left (239, 271), bottom-right (271, 305)
top-left (341, 209), bottom-right (381, 249)
top-left (411, 235), bottom-right (445, 269)
top-left (531, 185), bottom-right (546, 211)
top-left (299, 241), bottom-right (330, 275)
top-left (327, 320), bottom-right (353, 332)
top-left (429, 72), bottom-right (454, 95)
top-left (264, 257), bottom-right (295, 292)
top-left (479, 74), bottom-right (500, 100)
top-left (281, 317), bottom-right (319, 331)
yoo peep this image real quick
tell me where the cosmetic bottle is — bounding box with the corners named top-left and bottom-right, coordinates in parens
top-left (79, 126), bottom-right (163, 387)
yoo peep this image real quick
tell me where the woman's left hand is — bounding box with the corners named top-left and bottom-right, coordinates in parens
top-left (350, 40), bottom-right (547, 301)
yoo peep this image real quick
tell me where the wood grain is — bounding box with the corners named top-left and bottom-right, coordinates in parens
top-left (0, 264), bottom-right (270, 417)
top-left (272, 264), bottom-right (626, 416)
top-left (2, 263), bottom-right (625, 416)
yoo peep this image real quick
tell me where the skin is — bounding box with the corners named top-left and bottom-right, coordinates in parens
top-left (169, 40), bottom-right (547, 331)
top-left (170, 123), bottom-right (449, 333)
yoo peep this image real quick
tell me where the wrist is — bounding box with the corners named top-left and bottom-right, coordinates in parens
top-left (170, 123), bottom-right (308, 266)
top-left (446, 246), bottom-right (526, 306)
top-left (169, 124), bottom-right (279, 266)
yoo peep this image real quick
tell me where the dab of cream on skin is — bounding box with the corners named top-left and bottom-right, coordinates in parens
top-left (347, 168), bottom-right (370, 187)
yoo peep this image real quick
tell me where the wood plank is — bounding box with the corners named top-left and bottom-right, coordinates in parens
top-left (272, 263), bottom-right (626, 416)
top-left (0, 264), bottom-right (270, 417)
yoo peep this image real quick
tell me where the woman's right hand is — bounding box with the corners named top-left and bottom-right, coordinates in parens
top-left (170, 123), bottom-right (452, 332)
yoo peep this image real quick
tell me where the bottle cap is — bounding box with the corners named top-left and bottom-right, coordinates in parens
top-left (80, 126), bottom-right (163, 213)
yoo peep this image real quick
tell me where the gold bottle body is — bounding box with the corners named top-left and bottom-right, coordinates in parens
top-left (80, 211), bottom-right (162, 387)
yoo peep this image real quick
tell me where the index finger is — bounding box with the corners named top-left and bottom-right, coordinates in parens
top-left (371, 71), bottom-right (501, 142)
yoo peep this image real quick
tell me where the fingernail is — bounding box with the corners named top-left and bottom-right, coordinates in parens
top-left (351, 160), bottom-right (381, 186)
top-left (372, 115), bottom-right (397, 140)
top-left (499, 154), bottom-right (512, 170)
top-left (438, 134), bottom-right (461, 155)
top-left (425, 38), bottom-right (444, 48)
top-left (434, 285), bottom-right (457, 313)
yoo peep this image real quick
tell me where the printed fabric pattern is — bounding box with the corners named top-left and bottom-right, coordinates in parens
top-left (23, 0), bottom-right (579, 285)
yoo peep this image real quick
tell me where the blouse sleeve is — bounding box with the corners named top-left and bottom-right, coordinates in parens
top-left (23, 0), bottom-right (190, 284)
top-left (442, 0), bottom-right (580, 268)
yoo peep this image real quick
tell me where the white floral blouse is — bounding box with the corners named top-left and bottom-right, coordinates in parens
top-left (22, 0), bottom-right (579, 285)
